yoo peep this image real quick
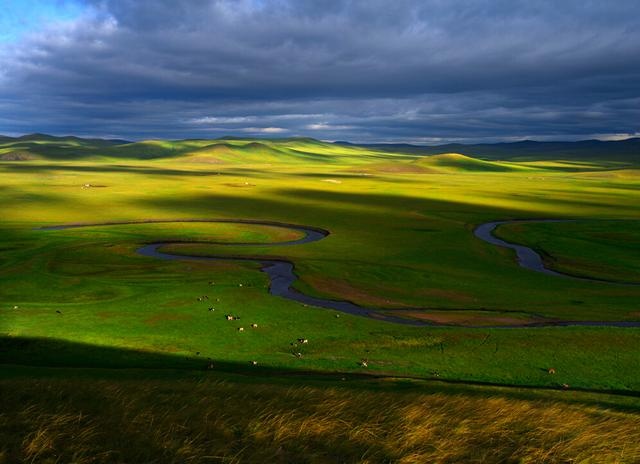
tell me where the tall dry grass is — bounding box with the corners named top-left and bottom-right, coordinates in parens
top-left (1, 376), bottom-right (639, 463)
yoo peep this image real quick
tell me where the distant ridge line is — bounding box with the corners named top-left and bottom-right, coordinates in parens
top-left (1, 133), bottom-right (638, 162)
top-left (2, 132), bottom-right (639, 146)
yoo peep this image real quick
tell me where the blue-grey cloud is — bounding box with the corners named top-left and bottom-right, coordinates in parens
top-left (1, 0), bottom-right (639, 142)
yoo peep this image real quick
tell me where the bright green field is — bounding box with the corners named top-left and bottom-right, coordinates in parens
top-left (2, 137), bottom-right (640, 392)
top-left (2, 137), bottom-right (640, 461)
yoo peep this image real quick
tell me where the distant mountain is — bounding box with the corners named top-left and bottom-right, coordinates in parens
top-left (337, 138), bottom-right (640, 162)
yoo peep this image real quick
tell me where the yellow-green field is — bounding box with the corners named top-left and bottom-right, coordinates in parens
top-left (1, 136), bottom-right (640, 462)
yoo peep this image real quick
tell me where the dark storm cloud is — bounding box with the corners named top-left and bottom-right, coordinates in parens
top-left (1, 0), bottom-right (639, 141)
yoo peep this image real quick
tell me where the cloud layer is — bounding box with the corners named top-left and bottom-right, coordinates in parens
top-left (1, 0), bottom-right (639, 142)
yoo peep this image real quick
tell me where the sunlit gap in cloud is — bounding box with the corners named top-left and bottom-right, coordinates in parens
top-left (0, 0), bottom-right (90, 43)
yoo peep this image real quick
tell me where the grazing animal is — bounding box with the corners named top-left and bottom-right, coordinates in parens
top-left (360, 359), bottom-right (368, 368)
top-left (548, 368), bottom-right (557, 374)
top-left (562, 383), bottom-right (570, 389)
top-left (297, 338), bottom-right (308, 344)
top-left (208, 307), bottom-right (215, 312)
top-left (13, 305), bottom-right (18, 309)
top-left (239, 283), bottom-right (243, 287)
top-left (207, 362), bottom-right (214, 370)
top-left (55, 310), bottom-right (62, 315)
top-left (335, 314), bottom-right (340, 318)
top-left (251, 323), bottom-right (258, 328)
top-left (250, 360), bottom-right (258, 366)
top-left (294, 352), bottom-right (302, 358)
top-left (209, 281), bottom-right (215, 285)
top-left (238, 327), bottom-right (244, 332)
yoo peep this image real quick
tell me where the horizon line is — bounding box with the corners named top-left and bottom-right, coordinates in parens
top-left (2, 132), bottom-right (640, 147)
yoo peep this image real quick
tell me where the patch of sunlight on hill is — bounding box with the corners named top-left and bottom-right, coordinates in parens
top-left (418, 153), bottom-right (531, 172)
top-left (179, 142), bottom-right (288, 164)
top-left (172, 139), bottom-right (407, 165)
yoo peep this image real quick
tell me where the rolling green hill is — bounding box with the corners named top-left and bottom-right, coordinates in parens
top-left (416, 153), bottom-right (528, 172)
top-left (339, 137), bottom-right (640, 163)
top-left (3, 134), bottom-right (638, 165)
top-left (0, 134), bottom-right (400, 164)
top-left (0, 133), bottom-right (129, 161)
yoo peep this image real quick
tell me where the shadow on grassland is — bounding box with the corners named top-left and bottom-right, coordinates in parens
top-left (273, 187), bottom-right (620, 214)
top-left (0, 162), bottom-right (252, 177)
top-left (2, 335), bottom-right (639, 412)
top-left (3, 348), bottom-right (639, 464)
top-left (131, 186), bottom-right (620, 224)
top-left (131, 188), bottom-right (527, 224)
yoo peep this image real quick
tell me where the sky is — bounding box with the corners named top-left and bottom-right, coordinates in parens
top-left (0, 0), bottom-right (639, 143)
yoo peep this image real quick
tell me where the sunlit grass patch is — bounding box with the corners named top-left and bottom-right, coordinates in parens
top-left (1, 372), bottom-right (639, 463)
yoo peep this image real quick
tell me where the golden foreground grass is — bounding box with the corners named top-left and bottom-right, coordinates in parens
top-left (2, 373), bottom-right (639, 463)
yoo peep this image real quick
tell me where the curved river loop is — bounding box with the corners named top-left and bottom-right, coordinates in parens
top-left (41, 218), bottom-right (640, 328)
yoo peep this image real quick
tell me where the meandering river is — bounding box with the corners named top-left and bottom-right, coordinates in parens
top-left (42, 218), bottom-right (640, 328)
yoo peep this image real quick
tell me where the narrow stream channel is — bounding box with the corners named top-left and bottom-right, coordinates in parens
top-left (41, 219), bottom-right (640, 328)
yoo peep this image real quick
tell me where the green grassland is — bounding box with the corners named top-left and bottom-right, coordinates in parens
top-left (1, 135), bottom-right (640, 462)
top-left (495, 220), bottom-right (640, 284)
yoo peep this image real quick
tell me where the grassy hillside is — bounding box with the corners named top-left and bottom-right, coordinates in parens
top-left (1, 135), bottom-right (640, 462)
top-left (0, 134), bottom-right (395, 163)
top-left (4, 133), bottom-right (639, 164)
top-left (2, 365), bottom-right (639, 464)
top-left (0, 134), bottom-right (128, 161)
top-left (344, 137), bottom-right (640, 163)
top-left (415, 153), bottom-right (528, 172)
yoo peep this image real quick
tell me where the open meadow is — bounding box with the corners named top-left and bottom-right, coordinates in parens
top-left (1, 135), bottom-right (640, 462)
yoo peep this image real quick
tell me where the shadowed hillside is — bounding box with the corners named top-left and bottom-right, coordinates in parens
top-left (0, 134), bottom-right (129, 161)
top-left (1, 339), bottom-right (639, 464)
top-left (339, 138), bottom-right (640, 163)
